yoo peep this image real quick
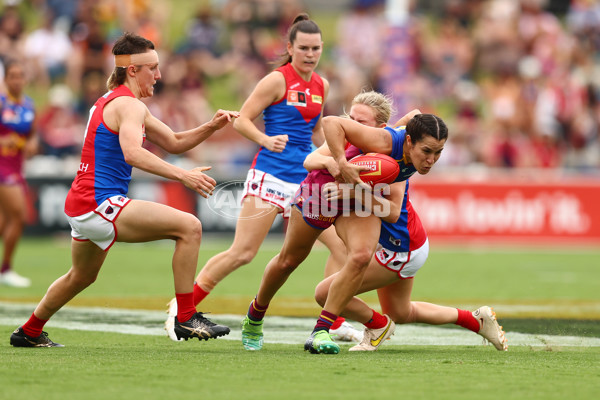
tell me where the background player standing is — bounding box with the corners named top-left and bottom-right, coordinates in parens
top-left (0, 60), bottom-right (38, 288)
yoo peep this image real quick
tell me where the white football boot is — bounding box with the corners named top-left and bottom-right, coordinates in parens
top-left (349, 315), bottom-right (395, 351)
top-left (164, 298), bottom-right (183, 342)
top-left (0, 270), bottom-right (31, 287)
top-left (330, 320), bottom-right (364, 342)
top-left (473, 306), bottom-right (508, 351)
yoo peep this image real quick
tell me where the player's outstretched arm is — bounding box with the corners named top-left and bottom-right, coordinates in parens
top-left (116, 97), bottom-right (215, 197)
top-left (179, 166), bottom-right (216, 198)
top-left (144, 109), bottom-right (239, 154)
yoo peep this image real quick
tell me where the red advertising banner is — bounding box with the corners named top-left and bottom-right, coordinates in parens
top-left (23, 174), bottom-right (600, 246)
top-left (408, 175), bottom-right (600, 245)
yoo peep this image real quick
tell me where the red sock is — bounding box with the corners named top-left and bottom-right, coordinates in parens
top-left (364, 310), bottom-right (388, 330)
top-left (193, 283), bottom-right (210, 306)
top-left (455, 308), bottom-right (480, 333)
top-left (22, 312), bottom-right (48, 338)
top-left (175, 292), bottom-right (196, 323)
top-left (330, 316), bottom-right (346, 330)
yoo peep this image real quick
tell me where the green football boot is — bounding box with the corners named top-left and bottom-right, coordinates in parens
top-left (304, 330), bottom-right (340, 354)
top-left (241, 316), bottom-right (264, 351)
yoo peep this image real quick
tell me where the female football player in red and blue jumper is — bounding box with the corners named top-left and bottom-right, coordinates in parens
top-left (165, 14), bottom-right (362, 343)
top-left (10, 33), bottom-right (238, 347)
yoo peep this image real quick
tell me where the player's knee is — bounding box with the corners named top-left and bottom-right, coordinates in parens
top-left (182, 214), bottom-right (203, 243)
top-left (314, 282), bottom-right (328, 307)
top-left (389, 304), bottom-right (415, 324)
top-left (346, 248), bottom-right (373, 270)
top-left (274, 253), bottom-right (301, 275)
top-left (235, 249), bottom-right (258, 266)
top-left (5, 209), bottom-right (26, 226)
top-left (68, 270), bottom-right (97, 288)
top-left (389, 310), bottom-right (409, 324)
top-left (15, 211), bottom-right (27, 225)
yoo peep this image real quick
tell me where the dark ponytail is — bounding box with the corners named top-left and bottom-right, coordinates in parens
top-left (274, 13), bottom-right (322, 67)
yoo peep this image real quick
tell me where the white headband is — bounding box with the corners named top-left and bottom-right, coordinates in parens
top-left (114, 50), bottom-right (159, 68)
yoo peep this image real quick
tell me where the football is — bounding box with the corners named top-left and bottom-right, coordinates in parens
top-left (349, 153), bottom-right (400, 186)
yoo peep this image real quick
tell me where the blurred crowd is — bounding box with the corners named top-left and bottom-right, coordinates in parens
top-left (1, 0), bottom-right (598, 178)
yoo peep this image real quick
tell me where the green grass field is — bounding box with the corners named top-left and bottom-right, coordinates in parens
top-left (1, 237), bottom-right (599, 399)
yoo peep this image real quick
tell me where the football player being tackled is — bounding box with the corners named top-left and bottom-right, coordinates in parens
top-left (237, 90), bottom-right (404, 349)
top-left (242, 91), bottom-right (507, 353)
top-left (306, 103), bottom-right (506, 353)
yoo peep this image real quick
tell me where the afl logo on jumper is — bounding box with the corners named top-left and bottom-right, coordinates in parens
top-left (105, 206), bottom-right (114, 215)
top-left (287, 90), bottom-right (307, 107)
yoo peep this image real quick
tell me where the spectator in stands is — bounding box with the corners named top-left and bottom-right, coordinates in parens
top-left (37, 84), bottom-right (82, 157)
top-left (23, 11), bottom-right (72, 87)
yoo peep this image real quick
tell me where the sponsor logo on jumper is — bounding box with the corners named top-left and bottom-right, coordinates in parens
top-left (306, 213), bottom-right (336, 223)
top-left (287, 90), bottom-right (307, 107)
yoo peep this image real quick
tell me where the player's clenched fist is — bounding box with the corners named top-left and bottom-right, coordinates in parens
top-left (183, 166), bottom-right (217, 198)
top-left (263, 134), bottom-right (288, 153)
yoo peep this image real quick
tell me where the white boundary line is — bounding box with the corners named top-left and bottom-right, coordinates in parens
top-left (2, 302), bottom-right (599, 347)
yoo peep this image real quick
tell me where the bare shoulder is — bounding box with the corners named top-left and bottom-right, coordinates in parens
top-left (258, 70), bottom-right (286, 91)
top-left (104, 96), bottom-right (147, 131)
top-left (246, 70), bottom-right (286, 105)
